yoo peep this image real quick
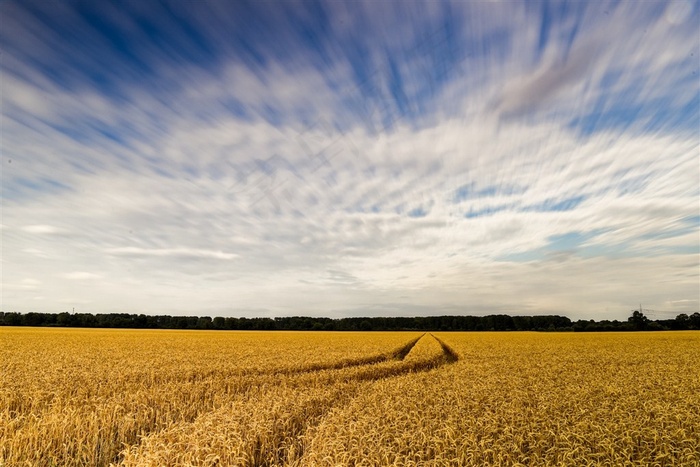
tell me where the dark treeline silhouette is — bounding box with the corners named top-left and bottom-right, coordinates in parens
top-left (1, 310), bottom-right (698, 331)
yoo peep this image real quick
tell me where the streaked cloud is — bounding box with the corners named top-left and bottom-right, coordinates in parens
top-left (21, 225), bottom-right (63, 234)
top-left (107, 247), bottom-right (238, 261)
top-left (1, 0), bottom-right (697, 319)
top-left (63, 272), bottom-right (102, 280)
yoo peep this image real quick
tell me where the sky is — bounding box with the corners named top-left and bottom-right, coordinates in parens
top-left (1, 0), bottom-right (698, 321)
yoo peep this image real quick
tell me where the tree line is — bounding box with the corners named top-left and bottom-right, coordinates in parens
top-left (1, 310), bottom-right (698, 331)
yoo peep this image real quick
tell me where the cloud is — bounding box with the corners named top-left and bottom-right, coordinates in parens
top-left (665, 0), bottom-right (695, 25)
top-left (63, 272), bottom-right (102, 280)
top-left (1, 0), bottom-right (697, 318)
top-left (107, 247), bottom-right (238, 261)
top-left (2, 105), bottom-right (697, 317)
top-left (21, 225), bottom-right (63, 234)
top-left (4, 278), bottom-right (42, 290)
top-left (22, 248), bottom-right (50, 258)
top-left (497, 38), bottom-right (602, 117)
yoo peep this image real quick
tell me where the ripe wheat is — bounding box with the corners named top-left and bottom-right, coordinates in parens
top-left (1, 328), bottom-right (698, 466)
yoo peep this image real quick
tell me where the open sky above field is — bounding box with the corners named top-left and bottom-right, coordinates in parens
top-left (1, 0), bottom-right (698, 320)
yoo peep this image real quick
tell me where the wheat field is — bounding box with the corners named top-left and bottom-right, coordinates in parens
top-left (1, 327), bottom-right (698, 466)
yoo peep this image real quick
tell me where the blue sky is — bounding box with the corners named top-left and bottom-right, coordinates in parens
top-left (2, 0), bottom-right (698, 320)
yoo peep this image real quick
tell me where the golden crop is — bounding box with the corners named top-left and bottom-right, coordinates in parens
top-left (1, 328), bottom-right (698, 466)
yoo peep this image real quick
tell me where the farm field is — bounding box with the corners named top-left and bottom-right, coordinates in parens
top-left (1, 328), bottom-right (699, 466)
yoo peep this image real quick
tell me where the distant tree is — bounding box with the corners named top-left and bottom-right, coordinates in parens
top-left (56, 312), bottom-right (71, 327)
top-left (3, 309), bottom-right (696, 332)
top-left (212, 317), bottom-right (226, 329)
top-left (628, 310), bottom-right (649, 330)
top-left (689, 312), bottom-right (700, 330)
top-left (197, 316), bottom-right (213, 329)
top-left (224, 317), bottom-right (239, 329)
top-left (674, 314), bottom-right (690, 330)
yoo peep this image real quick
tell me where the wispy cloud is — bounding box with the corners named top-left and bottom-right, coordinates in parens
top-left (1, 0), bottom-right (697, 318)
top-left (21, 225), bottom-right (63, 234)
top-left (107, 247), bottom-right (238, 261)
top-left (63, 272), bottom-right (102, 280)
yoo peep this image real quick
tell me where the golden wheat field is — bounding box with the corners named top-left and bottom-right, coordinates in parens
top-left (1, 327), bottom-right (699, 466)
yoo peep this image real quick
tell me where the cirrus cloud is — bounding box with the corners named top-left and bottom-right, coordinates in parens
top-left (1, 0), bottom-right (697, 319)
